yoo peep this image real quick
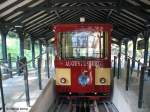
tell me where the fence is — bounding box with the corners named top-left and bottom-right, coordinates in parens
top-left (0, 51), bottom-right (53, 112)
top-left (113, 53), bottom-right (150, 108)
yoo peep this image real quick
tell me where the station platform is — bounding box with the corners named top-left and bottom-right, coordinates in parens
top-left (113, 68), bottom-right (150, 112)
top-left (0, 68), bottom-right (52, 112)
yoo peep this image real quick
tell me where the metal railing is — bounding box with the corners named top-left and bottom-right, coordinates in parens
top-left (0, 51), bottom-right (51, 112)
top-left (113, 52), bottom-right (149, 108)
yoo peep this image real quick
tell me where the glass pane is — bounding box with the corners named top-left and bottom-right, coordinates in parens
top-left (58, 31), bottom-right (109, 59)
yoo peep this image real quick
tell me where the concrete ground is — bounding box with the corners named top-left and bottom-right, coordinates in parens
top-left (0, 68), bottom-right (51, 112)
top-left (113, 66), bottom-right (150, 112)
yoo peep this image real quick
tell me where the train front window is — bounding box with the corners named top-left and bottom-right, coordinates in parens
top-left (58, 31), bottom-right (108, 59)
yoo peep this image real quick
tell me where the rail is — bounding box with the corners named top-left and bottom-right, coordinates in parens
top-left (49, 99), bottom-right (73, 112)
top-left (93, 101), bottom-right (118, 112)
top-left (49, 98), bottom-right (118, 112)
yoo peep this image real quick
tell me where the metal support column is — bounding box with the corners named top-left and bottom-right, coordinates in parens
top-left (16, 56), bottom-right (21, 76)
top-left (138, 29), bottom-right (149, 108)
top-left (137, 60), bottom-right (140, 77)
top-left (118, 41), bottom-right (121, 79)
top-left (148, 57), bottom-right (150, 77)
top-left (126, 58), bottom-right (130, 91)
top-left (17, 28), bottom-right (24, 58)
top-left (31, 39), bottom-right (35, 68)
top-left (138, 66), bottom-right (145, 108)
top-left (131, 37), bottom-right (137, 74)
top-left (19, 36), bottom-right (24, 58)
top-left (38, 57), bottom-right (42, 90)
top-left (20, 57), bottom-right (30, 106)
top-left (113, 56), bottom-right (116, 77)
top-left (124, 40), bottom-right (128, 61)
top-left (8, 53), bottom-right (12, 78)
top-left (0, 67), bottom-right (5, 112)
top-left (39, 41), bottom-right (42, 60)
top-left (46, 41), bottom-right (50, 78)
top-left (24, 58), bottom-right (30, 106)
top-left (0, 29), bottom-right (8, 63)
top-left (143, 30), bottom-right (149, 66)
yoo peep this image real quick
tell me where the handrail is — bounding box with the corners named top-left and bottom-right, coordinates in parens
top-left (0, 52), bottom-right (46, 72)
top-left (121, 52), bottom-right (144, 65)
top-left (114, 52), bottom-right (143, 65)
top-left (114, 52), bottom-right (149, 108)
top-left (115, 52), bottom-right (150, 70)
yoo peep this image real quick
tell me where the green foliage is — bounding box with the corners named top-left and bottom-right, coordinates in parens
top-left (6, 33), bottom-right (20, 60)
top-left (35, 41), bottom-right (40, 57)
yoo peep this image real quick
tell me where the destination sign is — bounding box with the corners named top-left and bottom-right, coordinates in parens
top-left (65, 61), bottom-right (103, 67)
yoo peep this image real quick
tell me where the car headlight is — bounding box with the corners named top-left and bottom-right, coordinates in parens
top-left (60, 77), bottom-right (66, 83)
top-left (78, 74), bottom-right (90, 86)
top-left (99, 77), bottom-right (106, 84)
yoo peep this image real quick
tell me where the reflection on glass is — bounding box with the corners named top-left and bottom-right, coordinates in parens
top-left (58, 31), bottom-right (108, 59)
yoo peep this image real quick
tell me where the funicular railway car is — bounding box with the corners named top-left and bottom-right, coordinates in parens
top-left (54, 23), bottom-right (113, 100)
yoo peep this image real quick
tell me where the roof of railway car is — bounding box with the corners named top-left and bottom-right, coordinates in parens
top-left (0, 0), bottom-right (149, 43)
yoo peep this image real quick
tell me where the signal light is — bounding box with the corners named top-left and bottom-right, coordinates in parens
top-left (99, 78), bottom-right (106, 84)
top-left (60, 77), bottom-right (66, 83)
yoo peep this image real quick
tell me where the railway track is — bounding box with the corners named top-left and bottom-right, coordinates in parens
top-left (48, 99), bottom-right (118, 112)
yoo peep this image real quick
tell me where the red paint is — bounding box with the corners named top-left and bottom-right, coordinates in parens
top-left (54, 23), bottom-right (112, 99)
top-left (71, 66), bottom-right (95, 93)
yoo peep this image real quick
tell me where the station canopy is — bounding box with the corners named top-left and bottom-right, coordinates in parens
top-left (0, 0), bottom-right (149, 42)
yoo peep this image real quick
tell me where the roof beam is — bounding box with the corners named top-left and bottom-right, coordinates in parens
top-left (50, 5), bottom-right (116, 11)
top-left (112, 12), bottom-right (143, 30)
top-left (2, 0), bottom-right (43, 19)
top-left (27, 10), bottom-right (81, 32)
top-left (111, 17), bottom-right (139, 34)
top-left (0, 0), bottom-right (24, 14)
top-left (5, 1), bottom-right (149, 28)
top-left (122, 1), bottom-right (150, 21)
top-left (7, 2), bottom-right (46, 24)
top-left (117, 0), bottom-right (125, 13)
top-left (106, 9), bottom-right (113, 22)
top-left (22, 11), bottom-right (46, 24)
top-left (120, 11), bottom-right (145, 26)
top-left (27, 17), bottom-right (57, 32)
top-left (32, 29), bottom-right (49, 36)
top-left (52, 0), bottom-right (118, 3)
top-left (0, 0), bottom-right (6, 4)
top-left (32, 31), bottom-right (53, 38)
top-left (25, 11), bottom-right (69, 30)
top-left (46, 0), bottom-right (64, 22)
top-left (132, 0), bottom-right (150, 9)
top-left (9, 4), bottom-right (116, 26)
top-left (25, 16), bottom-right (53, 30)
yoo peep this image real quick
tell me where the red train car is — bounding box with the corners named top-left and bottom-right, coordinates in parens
top-left (54, 23), bottom-right (112, 100)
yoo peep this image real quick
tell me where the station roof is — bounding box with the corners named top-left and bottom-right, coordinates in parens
top-left (0, 0), bottom-right (149, 42)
